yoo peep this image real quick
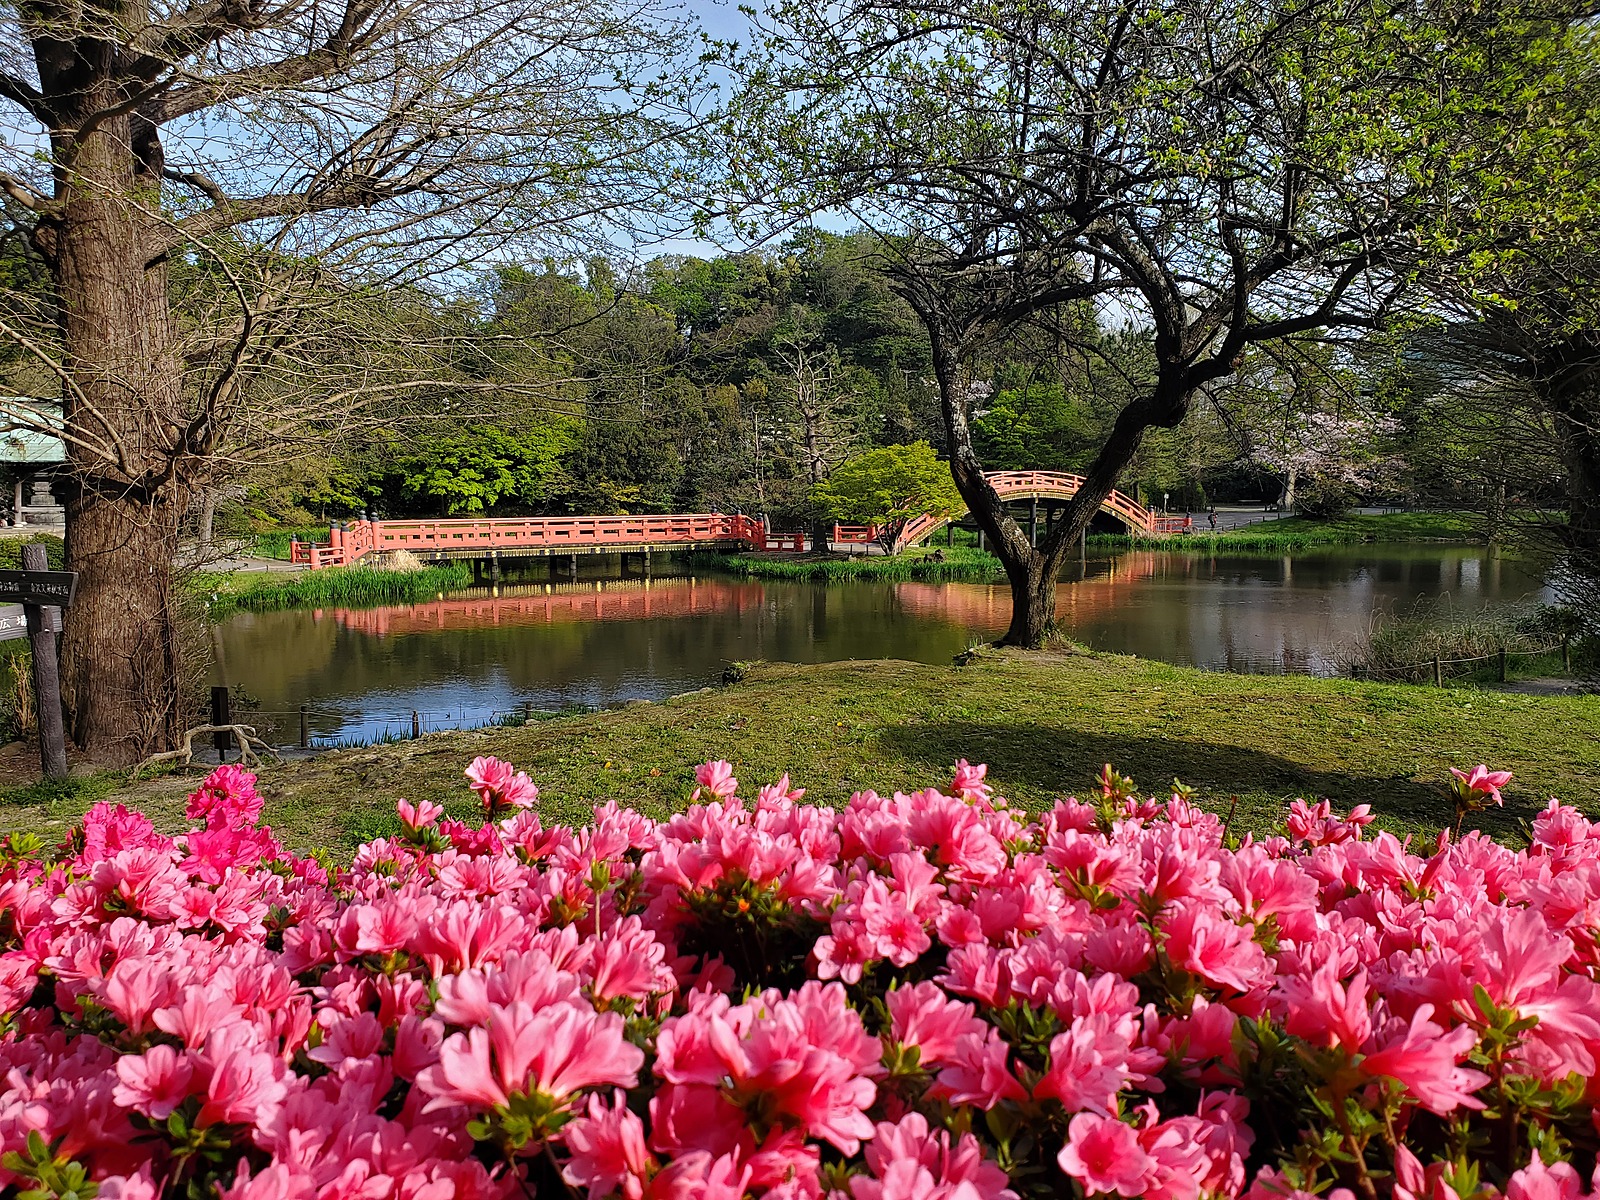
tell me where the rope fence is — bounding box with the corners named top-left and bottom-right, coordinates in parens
top-left (1346, 635), bottom-right (1576, 686)
top-left (211, 700), bottom-right (580, 751)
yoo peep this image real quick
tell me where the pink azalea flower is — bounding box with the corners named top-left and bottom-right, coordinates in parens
top-left (1505, 1151), bottom-right (1587, 1200)
top-left (465, 756), bottom-right (539, 816)
top-left (1450, 765), bottom-right (1513, 807)
top-left (563, 1090), bottom-right (653, 1200)
top-left (1360, 1004), bottom-right (1489, 1114)
top-left (928, 1027), bottom-right (1028, 1110)
top-left (397, 797), bottom-right (444, 831)
top-left (885, 981), bottom-right (987, 1068)
top-left (950, 760), bottom-right (993, 803)
top-left (185, 764), bottom-right (264, 830)
top-left (694, 759), bottom-right (739, 799)
top-left (419, 1001), bottom-right (643, 1114)
top-left (1058, 1113), bottom-right (1155, 1197)
top-left (112, 1043), bottom-right (194, 1119)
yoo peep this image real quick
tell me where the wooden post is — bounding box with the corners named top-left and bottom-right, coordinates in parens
top-left (20, 544), bottom-right (66, 779)
top-left (1029, 497), bottom-right (1038, 548)
top-left (412, 710), bottom-right (421, 738)
top-left (946, 524), bottom-right (953, 548)
top-left (1432, 656), bottom-right (1443, 687)
top-left (1498, 648), bottom-right (1507, 682)
top-left (1563, 635), bottom-right (1571, 672)
top-left (211, 686), bottom-right (233, 759)
top-left (299, 704), bottom-right (309, 749)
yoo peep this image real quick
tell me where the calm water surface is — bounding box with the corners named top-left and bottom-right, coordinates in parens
top-left (212, 546), bottom-right (1553, 743)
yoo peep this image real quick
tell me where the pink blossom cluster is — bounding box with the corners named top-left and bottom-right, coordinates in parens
top-left (1, 755), bottom-right (1598, 1200)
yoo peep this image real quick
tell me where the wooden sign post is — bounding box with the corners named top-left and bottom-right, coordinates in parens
top-left (5, 545), bottom-right (75, 780)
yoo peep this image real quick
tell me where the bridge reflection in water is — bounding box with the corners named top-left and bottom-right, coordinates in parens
top-left (215, 545), bottom-right (1549, 745)
top-left (321, 556), bottom-right (1159, 640)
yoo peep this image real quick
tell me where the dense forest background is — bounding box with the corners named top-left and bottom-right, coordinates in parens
top-left (184, 231), bottom-right (1536, 536)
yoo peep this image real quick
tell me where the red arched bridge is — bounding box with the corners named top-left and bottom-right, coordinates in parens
top-left (291, 470), bottom-right (1185, 568)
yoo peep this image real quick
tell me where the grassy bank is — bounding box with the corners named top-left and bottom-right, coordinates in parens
top-left (250, 526), bottom-right (331, 560)
top-left (1113, 510), bottom-right (1480, 551)
top-left (702, 512), bottom-right (1482, 582)
top-left (197, 561), bottom-right (473, 616)
top-left (693, 545), bottom-right (1007, 582)
top-left (6, 651), bottom-right (1596, 851)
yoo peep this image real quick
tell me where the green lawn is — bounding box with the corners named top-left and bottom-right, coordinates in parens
top-left (6, 651), bottom-right (1594, 853)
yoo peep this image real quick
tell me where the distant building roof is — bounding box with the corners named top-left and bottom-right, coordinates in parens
top-left (0, 399), bottom-right (65, 464)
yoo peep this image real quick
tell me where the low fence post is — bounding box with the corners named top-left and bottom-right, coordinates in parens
top-left (211, 686), bottom-right (233, 760)
top-left (1432, 656), bottom-right (1443, 687)
top-left (412, 710), bottom-right (421, 739)
top-left (1563, 635), bottom-right (1572, 672)
top-left (299, 704), bottom-right (309, 749)
top-left (1497, 648), bottom-right (1507, 682)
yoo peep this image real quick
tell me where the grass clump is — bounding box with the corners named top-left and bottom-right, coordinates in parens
top-left (198, 561), bottom-right (474, 616)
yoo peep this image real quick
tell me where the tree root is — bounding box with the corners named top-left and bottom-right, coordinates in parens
top-left (133, 724), bottom-right (278, 774)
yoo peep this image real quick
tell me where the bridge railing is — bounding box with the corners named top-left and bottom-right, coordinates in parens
top-left (297, 513), bottom-right (771, 567)
top-left (289, 538), bottom-right (347, 568)
top-left (890, 471), bottom-right (1160, 550)
top-left (832, 522), bottom-right (880, 545)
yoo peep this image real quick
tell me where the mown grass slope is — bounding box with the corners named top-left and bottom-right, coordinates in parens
top-left (4, 651), bottom-right (1594, 852)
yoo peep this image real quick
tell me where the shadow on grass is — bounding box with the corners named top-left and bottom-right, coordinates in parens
top-left (873, 720), bottom-right (1524, 838)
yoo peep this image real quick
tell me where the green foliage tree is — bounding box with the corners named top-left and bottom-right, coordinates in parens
top-left (397, 421), bottom-right (580, 515)
top-left (724, 0), bottom-right (1559, 648)
top-left (811, 442), bottom-right (963, 550)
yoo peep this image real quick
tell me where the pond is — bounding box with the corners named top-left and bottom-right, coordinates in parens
top-left (211, 545), bottom-right (1553, 744)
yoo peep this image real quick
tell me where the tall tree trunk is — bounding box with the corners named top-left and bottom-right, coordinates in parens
top-left (197, 487), bottom-right (219, 557)
top-left (1536, 332), bottom-right (1600, 613)
top-left (46, 104), bottom-right (187, 763)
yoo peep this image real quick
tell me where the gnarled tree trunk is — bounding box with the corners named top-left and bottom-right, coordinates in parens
top-left (929, 334), bottom-right (1187, 648)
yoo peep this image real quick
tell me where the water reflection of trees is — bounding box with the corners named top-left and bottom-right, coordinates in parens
top-left (212, 548), bottom-right (1552, 740)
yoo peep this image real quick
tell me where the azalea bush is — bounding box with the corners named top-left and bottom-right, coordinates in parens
top-left (1, 754), bottom-right (1598, 1200)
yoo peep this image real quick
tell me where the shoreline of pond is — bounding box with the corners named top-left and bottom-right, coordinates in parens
top-left (200, 510), bottom-right (1502, 614)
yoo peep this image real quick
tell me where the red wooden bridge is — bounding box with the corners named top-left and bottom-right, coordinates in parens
top-left (291, 471), bottom-right (1178, 568)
